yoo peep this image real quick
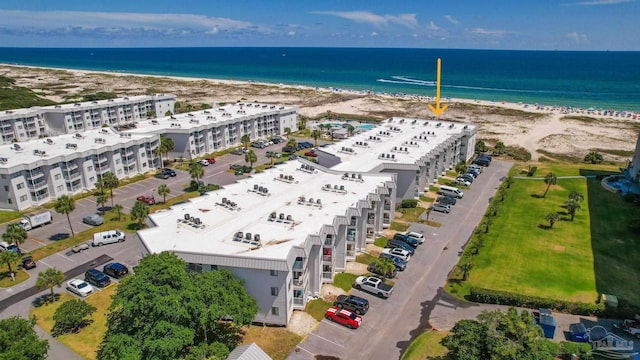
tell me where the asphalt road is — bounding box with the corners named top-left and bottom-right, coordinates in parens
top-left (288, 160), bottom-right (512, 360)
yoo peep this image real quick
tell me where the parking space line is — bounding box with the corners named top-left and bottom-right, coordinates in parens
top-left (56, 253), bottom-right (75, 262)
top-left (293, 345), bottom-right (314, 355)
top-left (39, 260), bottom-right (53, 268)
top-left (309, 331), bottom-right (344, 348)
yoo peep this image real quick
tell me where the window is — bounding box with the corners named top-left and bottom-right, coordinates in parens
top-left (54, 174), bottom-right (61, 180)
top-left (16, 183), bottom-right (24, 190)
top-left (117, 169), bottom-right (122, 175)
top-left (271, 287), bottom-right (279, 296)
top-left (56, 185), bottom-right (63, 192)
top-left (87, 166), bottom-right (93, 171)
top-left (115, 159), bottom-right (120, 164)
top-left (271, 307), bottom-right (279, 316)
top-left (270, 270), bottom-right (278, 277)
top-left (89, 177), bottom-right (95, 182)
top-left (19, 195), bottom-right (28, 202)
top-left (3, 186), bottom-right (7, 191)
top-left (7, 198), bottom-right (11, 204)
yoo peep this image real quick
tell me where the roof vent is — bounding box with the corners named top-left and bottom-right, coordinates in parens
top-left (45, 138), bottom-right (54, 145)
top-left (11, 144), bottom-right (22, 151)
top-left (65, 143), bottom-right (77, 149)
top-left (0, 157), bottom-right (7, 164)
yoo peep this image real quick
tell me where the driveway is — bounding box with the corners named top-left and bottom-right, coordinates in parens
top-left (288, 160), bottom-right (512, 360)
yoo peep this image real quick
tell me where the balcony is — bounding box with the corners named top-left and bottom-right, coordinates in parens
top-left (322, 255), bottom-right (332, 262)
top-left (366, 218), bottom-right (375, 225)
top-left (293, 258), bottom-right (305, 270)
top-left (322, 272), bottom-right (332, 279)
top-left (62, 162), bottom-right (79, 171)
top-left (347, 235), bottom-right (356, 242)
top-left (26, 171), bottom-right (45, 180)
top-left (293, 297), bottom-right (304, 306)
top-left (64, 171), bottom-right (81, 180)
top-left (28, 180), bottom-right (48, 190)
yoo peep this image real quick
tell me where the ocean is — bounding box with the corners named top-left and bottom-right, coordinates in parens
top-left (1, 47), bottom-right (640, 111)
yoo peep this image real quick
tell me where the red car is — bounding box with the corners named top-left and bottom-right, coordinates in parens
top-left (205, 158), bottom-right (216, 164)
top-left (324, 306), bottom-right (362, 329)
top-left (136, 195), bottom-right (156, 205)
top-left (304, 150), bottom-right (318, 157)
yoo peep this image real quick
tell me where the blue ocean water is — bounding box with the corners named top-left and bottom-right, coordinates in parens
top-left (1, 47), bottom-right (639, 111)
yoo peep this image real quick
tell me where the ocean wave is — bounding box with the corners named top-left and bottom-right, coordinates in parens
top-left (377, 76), bottom-right (550, 94)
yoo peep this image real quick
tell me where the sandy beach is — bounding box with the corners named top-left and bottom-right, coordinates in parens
top-left (1, 64), bottom-right (638, 162)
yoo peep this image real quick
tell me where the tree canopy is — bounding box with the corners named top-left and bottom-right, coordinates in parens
top-left (98, 252), bottom-right (257, 360)
top-left (0, 316), bottom-right (49, 360)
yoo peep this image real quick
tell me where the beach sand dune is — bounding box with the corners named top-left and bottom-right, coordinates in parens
top-left (2, 64), bottom-right (638, 162)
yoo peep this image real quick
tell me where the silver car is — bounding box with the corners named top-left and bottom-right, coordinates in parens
top-left (431, 203), bottom-right (452, 214)
top-left (82, 213), bottom-right (104, 226)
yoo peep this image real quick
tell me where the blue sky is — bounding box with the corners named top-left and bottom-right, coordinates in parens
top-left (0, 0), bottom-right (637, 50)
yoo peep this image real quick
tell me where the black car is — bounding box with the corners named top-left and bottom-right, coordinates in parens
top-left (103, 262), bottom-right (129, 278)
top-left (282, 146), bottom-right (297, 154)
top-left (159, 168), bottom-right (176, 179)
top-left (392, 233), bottom-right (419, 248)
top-left (20, 256), bottom-right (36, 270)
top-left (386, 239), bottom-right (416, 255)
top-left (84, 268), bottom-right (111, 288)
top-left (333, 295), bottom-right (370, 315)
top-left (460, 174), bottom-right (475, 183)
top-left (437, 195), bottom-right (457, 205)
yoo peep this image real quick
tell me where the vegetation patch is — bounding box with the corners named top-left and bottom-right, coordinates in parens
top-left (304, 298), bottom-right (333, 321)
top-left (401, 330), bottom-right (448, 360)
top-left (0, 269), bottom-right (30, 287)
top-left (398, 207), bottom-right (426, 223)
top-left (374, 236), bottom-right (388, 248)
top-left (333, 273), bottom-right (358, 292)
top-left (589, 148), bottom-right (635, 157)
top-left (241, 326), bottom-right (302, 360)
top-left (390, 221), bottom-right (410, 232)
top-left (0, 75), bottom-right (57, 110)
top-left (356, 253), bottom-right (377, 265)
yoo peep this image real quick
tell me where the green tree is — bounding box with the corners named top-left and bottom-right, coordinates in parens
top-left (96, 193), bottom-right (108, 211)
top-left (54, 195), bottom-right (76, 238)
top-left (0, 250), bottom-right (19, 278)
top-left (310, 129), bottom-right (322, 146)
top-left (36, 267), bottom-right (65, 297)
top-left (494, 141), bottom-right (506, 154)
top-left (0, 317), bottom-right (49, 360)
top-left (113, 204), bottom-right (123, 222)
top-left (504, 175), bottom-right (514, 189)
top-left (188, 162), bottom-right (204, 183)
top-left (241, 134), bottom-right (251, 150)
top-left (372, 257), bottom-right (396, 280)
top-left (266, 151), bottom-right (277, 165)
top-left (157, 184), bottom-right (171, 203)
top-left (346, 124), bottom-right (355, 137)
top-left (99, 252), bottom-right (257, 360)
top-left (545, 213), bottom-right (560, 229)
top-left (441, 319), bottom-right (487, 360)
top-left (131, 201), bottom-right (149, 228)
top-left (244, 150), bottom-right (258, 168)
top-left (284, 127), bottom-right (291, 136)
top-left (455, 161), bottom-right (467, 176)
top-left (584, 151), bottom-right (603, 164)
top-left (164, 110), bottom-right (173, 116)
top-left (568, 191), bottom-right (584, 203)
top-left (101, 172), bottom-right (120, 207)
top-left (459, 260), bottom-right (474, 281)
top-left (2, 222), bottom-right (28, 255)
top-left (52, 299), bottom-right (97, 336)
top-left (286, 138), bottom-right (297, 149)
top-left (475, 140), bottom-right (489, 153)
top-left (543, 172), bottom-right (557, 198)
top-left (159, 135), bottom-right (175, 169)
top-left (95, 177), bottom-right (106, 194)
top-left (564, 199), bottom-right (582, 221)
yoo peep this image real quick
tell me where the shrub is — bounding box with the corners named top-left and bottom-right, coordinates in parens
top-left (52, 299), bottom-right (96, 336)
top-left (401, 199), bottom-right (418, 208)
top-left (527, 166), bottom-right (538, 177)
top-left (557, 342), bottom-right (593, 360)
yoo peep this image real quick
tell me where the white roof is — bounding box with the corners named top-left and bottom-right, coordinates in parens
top-left (138, 160), bottom-right (393, 260)
top-left (43, 94), bottom-right (174, 112)
top-left (129, 102), bottom-right (297, 135)
top-left (0, 127), bottom-right (156, 169)
top-left (322, 117), bottom-right (476, 172)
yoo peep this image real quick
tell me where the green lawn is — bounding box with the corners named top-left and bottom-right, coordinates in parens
top-left (305, 298), bottom-right (333, 321)
top-left (462, 163), bottom-right (640, 306)
top-left (333, 273), bottom-right (358, 292)
top-left (401, 330), bottom-right (448, 360)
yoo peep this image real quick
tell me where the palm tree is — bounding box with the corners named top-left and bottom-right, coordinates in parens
top-left (284, 127), bottom-right (291, 137)
top-left (241, 134), bottom-right (251, 150)
top-left (159, 135), bottom-right (175, 167)
top-left (157, 184), bottom-right (170, 203)
top-left (454, 161), bottom-right (467, 176)
top-left (0, 251), bottom-right (19, 279)
top-left (245, 150), bottom-right (258, 168)
top-left (36, 267), bottom-right (65, 298)
top-left (475, 140), bottom-right (488, 153)
top-left (424, 207), bottom-right (432, 224)
top-left (266, 152), bottom-right (277, 165)
top-left (2, 223), bottom-right (28, 255)
top-left (459, 261), bottom-right (474, 281)
top-left (584, 151), bottom-right (603, 164)
top-left (545, 213), bottom-right (560, 229)
top-left (101, 171), bottom-right (119, 207)
top-left (153, 146), bottom-right (164, 169)
top-left (346, 124), bottom-right (355, 137)
top-left (188, 162), bottom-right (204, 183)
top-left (131, 201), bottom-right (149, 228)
top-left (311, 129), bottom-right (322, 146)
top-left (54, 195), bottom-right (76, 238)
top-left (374, 258), bottom-right (396, 280)
top-left (543, 172), bottom-right (557, 197)
top-left (95, 177), bottom-right (105, 194)
top-left (96, 193), bottom-right (108, 212)
top-left (494, 141), bottom-right (506, 154)
top-left (113, 204), bottom-right (123, 222)
top-left (568, 191), bottom-right (584, 203)
top-left (565, 199), bottom-right (582, 221)
top-left (286, 138), bottom-right (297, 149)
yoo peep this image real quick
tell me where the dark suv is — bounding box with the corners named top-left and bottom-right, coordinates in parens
top-left (103, 262), bottom-right (129, 278)
top-left (333, 295), bottom-right (369, 315)
top-left (386, 239), bottom-right (416, 255)
top-left (437, 195), bottom-right (457, 206)
top-left (160, 168), bottom-right (176, 179)
top-left (85, 268), bottom-right (111, 288)
top-left (392, 233), bottom-right (419, 248)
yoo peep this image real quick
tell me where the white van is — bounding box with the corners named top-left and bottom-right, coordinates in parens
top-left (405, 231), bottom-right (425, 244)
top-left (438, 185), bottom-right (464, 199)
top-left (92, 230), bottom-right (125, 247)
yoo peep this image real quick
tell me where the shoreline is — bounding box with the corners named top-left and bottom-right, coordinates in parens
top-left (1, 63), bottom-right (639, 161)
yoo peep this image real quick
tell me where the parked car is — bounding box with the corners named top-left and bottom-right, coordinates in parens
top-left (459, 174), bottom-right (475, 183)
top-left (205, 158), bottom-right (216, 164)
top-left (382, 248), bottom-right (411, 262)
top-left (467, 168), bottom-right (480, 177)
top-left (380, 253), bottom-right (407, 271)
top-left (103, 262), bottom-right (129, 278)
top-left (251, 141), bottom-right (266, 149)
top-left (468, 164), bottom-right (483, 173)
top-left (0, 241), bottom-right (20, 255)
top-left (84, 268), bottom-right (111, 288)
top-left (452, 178), bottom-right (471, 187)
top-left (266, 151), bottom-right (281, 158)
top-left (569, 323), bottom-right (589, 342)
top-left (405, 231), bottom-right (425, 244)
top-left (20, 256), bottom-right (36, 270)
top-left (437, 195), bottom-right (457, 206)
top-left (82, 213), bottom-right (104, 226)
top-left (300, 141), bottom-right (313, 148)
top-left (66, 279), bottom-right (94, 297)
top-left (325, 306), bottom-right (362, 329)
top-left (230, 147), bottom-right (245, 155)
top-left (136, 195), bottom-right (156, 205)
top-left (367, 261), bottom-right (397, 278)
top-left (392, 233), bottom-right (420, 248)
top-left (353, 276), bottom-right (394, 298)
top-left (386, 239), bottom-right (416, 255)
top-left (197, 159), bottom-right (209, 166)
top-left (282, 146), bottom-right (297, 154)
top-left (160, 168), bottom-right (176, 179)
top-left (431, 203), bottom-right (452, 213)
top-left (92, 229), bottom-right (125, 247)
top-left (333, 294), bottom-right (369, 315)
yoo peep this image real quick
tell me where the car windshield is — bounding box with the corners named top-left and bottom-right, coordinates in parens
top-left (349, 312), bottom-right (358, 320)
top-left (77, 282), bottom-right (88, 289)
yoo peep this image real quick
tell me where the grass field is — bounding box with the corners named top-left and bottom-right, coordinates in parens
top-left (401, 330), bottom-right (448, 360)
top-left (458, 162), bottom-right (640, 306)
top-left (241, 326), bottom-right (302, 360)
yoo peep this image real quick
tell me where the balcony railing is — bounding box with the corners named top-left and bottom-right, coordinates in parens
top-left (367, 218), bottom-right (375, 225)
top-left (322, 272), bottom-right (332, 279)
top-left (347, 235), bottom-right (356, 242)
top-left (322, 255), bottom-right (332, 262)
top-left (346, 250), bottom-right (355, 257)
top-left (64, 171), bottom-right (81, 180)
top-left (28, 180), bottom-right (48, 190)
top-left (293, 297), bottom-right (304, 305)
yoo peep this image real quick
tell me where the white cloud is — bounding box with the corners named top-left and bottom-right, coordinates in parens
top-left (312, 10), bottom-right (418, 28)
top-left (469, 28), bottom-right (509, 37)
top-left (428, 21), bottom-right (440, 31)
top-left (566, 0), bottom-right (634, 5)
top-left (288, 31), bottom-right (296, 36)
top-left (371, 31), bottom-right (378, 37)
top-left (567, 32), bottom-right (589, 43)
top-left (444, 15), bottom-right (460, 25)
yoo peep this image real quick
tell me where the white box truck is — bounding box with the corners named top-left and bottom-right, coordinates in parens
top-left (19, 211), bottom-right (52, 231)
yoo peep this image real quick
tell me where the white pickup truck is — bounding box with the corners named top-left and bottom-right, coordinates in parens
top-left (353, 276), bottom-right (394, 298)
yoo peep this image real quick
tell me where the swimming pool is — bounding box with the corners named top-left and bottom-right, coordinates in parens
top-left (357, 124), bottom-right (376, 130)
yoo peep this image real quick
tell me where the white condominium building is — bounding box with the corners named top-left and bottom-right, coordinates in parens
top-left (0, 128), bottom-right (160, 210)
top-left (136, 159), bottom-right (396, 326)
